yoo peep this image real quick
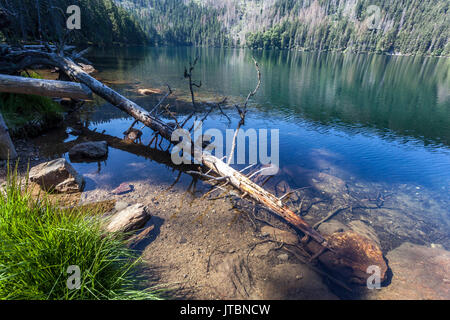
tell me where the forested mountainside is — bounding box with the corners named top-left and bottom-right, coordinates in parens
top-left (116, 0), bottom-right (450, 56)
top-left (0, 0), bottom-right (147, 45)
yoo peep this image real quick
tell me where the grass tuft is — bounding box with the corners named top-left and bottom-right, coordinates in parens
top-left (0, 163), bottom-right (163, 300)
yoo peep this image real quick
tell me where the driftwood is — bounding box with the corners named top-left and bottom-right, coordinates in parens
top-left (0, 74), bottom-right (93, 99)
top-left (0, 112), bottom-right (17, 160)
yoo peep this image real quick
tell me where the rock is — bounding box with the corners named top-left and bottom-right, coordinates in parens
top-left (368, 242), bottom-right (450, 300)
top-left (348, 220), bottom-right (380, 246)
top-left (317, 220), bottom-right (349, 236)
top-left (106, 203), bottom-right (151, 233)
top-left (111, 182), bottom-right (133, 195)
top-left (260, 226), bottom-right (299, 245)
top-left (318, 231), bottom-right (388, 285)
top-left (137, 88), bottom-right (161, 95)
top-left (29, 158), bottom-right (84, 193)
top-left (69, 141), bottom-right (108, 161)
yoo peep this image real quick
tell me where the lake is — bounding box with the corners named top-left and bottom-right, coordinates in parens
top-left (38, 46), bottom-right (450, 250)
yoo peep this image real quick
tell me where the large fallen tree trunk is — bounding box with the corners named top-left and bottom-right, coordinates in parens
top-left (0, 112), bottom-right (17, 160)
top-left (0, 74), bottom-right (93, 99)
top-left (1, 46), bottom-right (388, 284)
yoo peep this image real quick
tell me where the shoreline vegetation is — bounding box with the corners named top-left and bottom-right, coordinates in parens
top-left (0, 163), bottom-right (164, 300)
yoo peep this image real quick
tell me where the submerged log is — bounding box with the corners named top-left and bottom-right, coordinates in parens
top-left (0, 112), bottom-right (18, 160)
top-left (0, 74), bottom-right (93, 100)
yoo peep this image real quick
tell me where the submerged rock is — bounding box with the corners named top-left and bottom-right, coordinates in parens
top-left (106, 203), bottom-right (151, 234)
top-left (69, 141), bottom-right (108, 161)
top-left (111, 182), bottom-right (133, 195)
top-left (368, 242), bottom-right (450, 300)
top-left (29, 158), bottom-right (84, 193)
top-left (261, 225), bottom-right (299, 245)
top-left (318, 231), bottom-right (388, 285)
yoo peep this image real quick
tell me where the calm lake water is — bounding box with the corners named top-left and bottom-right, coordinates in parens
top-left (40, 46), bottom-right (449, 248)
top-left (84, 47), bottom-right (450, 190)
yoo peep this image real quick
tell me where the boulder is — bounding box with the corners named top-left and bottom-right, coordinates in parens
top-left (29, 158), bottom-right (84, 193)
top-left (106, 203), bottom-right (151, 234)
top-left (318, 231), bottom-right (388, 285)
top-left (368, 242), bottom-right (450, 300)
top-left (69, 141), bottom-right (108, 161)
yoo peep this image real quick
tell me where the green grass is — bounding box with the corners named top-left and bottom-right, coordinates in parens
top-left (0, 71), bottom-right (63, 135)
top-left (0, 163), bottom-right (163, 300)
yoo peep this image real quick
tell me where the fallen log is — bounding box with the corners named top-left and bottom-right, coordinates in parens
top-left (0, 112), bottom-right (18, 160)
top-left (0, 74), bottom-right (93, 100)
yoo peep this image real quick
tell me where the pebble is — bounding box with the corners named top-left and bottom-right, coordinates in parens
top-left (111, 182), bottom-right (133, 195)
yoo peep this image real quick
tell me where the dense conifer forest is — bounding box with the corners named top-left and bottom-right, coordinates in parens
top-left (1, 0), bottom-right (448, 55)
top-left (0, 0), bottom-right (147, 45)
top-left (118, 0), bottom-right (449, 56)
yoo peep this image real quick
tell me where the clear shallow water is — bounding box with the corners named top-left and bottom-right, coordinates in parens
top-left (84, 46), bottom-right (450, 193)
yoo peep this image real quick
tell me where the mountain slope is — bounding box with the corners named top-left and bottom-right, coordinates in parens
top-left (116, 0), bottom-right (450, 56)
top-left (0, 0), bottom-right (148, 45)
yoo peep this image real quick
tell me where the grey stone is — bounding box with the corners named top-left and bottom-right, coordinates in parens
top-left (106, 203), bottom-right (151, 233)
top-left (69, 141), bottom-right (108, 160)
top-left (29, 158), bottom-right (84, 193)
